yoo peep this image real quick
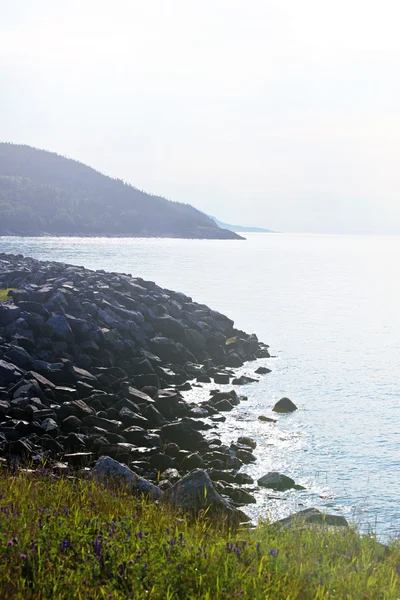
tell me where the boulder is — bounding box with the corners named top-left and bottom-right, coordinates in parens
top-left (275, 508), bottom-right (348, 529)
top-left (162, 469), bottom-right (244, 523)
top-left (0, 359), bottom-right (23, 386)
top-left (272, 397), bottom-right (298, 413)
top-left (213, 373), bottom-right (230, 385)
top-left (237, 436), bottom-right (257, 449)
top-left (46, 315), bottom-right (75, 343)
top-left (257, 472), bottom-right (296, 491)
top-left (258, 415), bottom-right (277, 423)
top-left (232, 375), bottom-right (258, 385)
top-left (255, 366), bottom-right (271, 375)
top-left (92, 456), bottom-right (162, 499)
top-left (161, 421), bottom-right (204, 451)
top-left (0, 304), bottom-right (21, 326)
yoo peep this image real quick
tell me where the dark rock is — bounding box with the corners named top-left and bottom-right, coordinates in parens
top-left (122, 426), bottom-right (162, 448)
top-left (237, 436), bottom-right (257, 450)
top-left (161, 421), bottom-right (204, 451)
top-left (92, 456), bottom-right (162, 499)
top-left (258, 415), bottom-right (277, 423)
top-left (180, 452), bottom-right (205, 471)
top-left (0, 360), bottom-right (23, 386)
top-left (257, 472), bottom-right (296, 491)
top-left (213, 399), bottom-right (234, 412)
top-left (225, 488), bottom-right (256, 505)
top-left (275, 508), bottom-right (348, 529)
top-left (4, 346), bottom-right (34, 369)
top-left (149, 453), bottom-right (176, 471)
top-left (234, 473), bottom-right (254, 485)
top-left (232, 375), bottom-right (258, 385)
top-left (255, 366), bottom-right (271, 375)
top-left (213, 373), bottom-right (230, 384)
top-left (0, 304), bottom-right (21, 326)
top-left (143, 404), bottom-right (166, 428)
top-left (46, 315), bottom-right (75, 343)
top-left (162, 469), bottom-right (243, 523)
top-left (62, 415), bottom-right (82, 433)
top-left (272, 397), bottom-right (298, 413)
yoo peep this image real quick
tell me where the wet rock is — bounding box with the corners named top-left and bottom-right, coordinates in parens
top-left (213, 373), bottom-right (230, 385)
top-left (255, 366), bottom-right (271, 375)
top-left (258, 415), bottom-right (277, 423)
top-left (272, 397), bottom-right (298, 413)
top-left (234, 472), bottom-right (254, 485)
top-left (257, 472), bottom-right (296, 491)
top-left (92, 456), bottom-right (162, 499)
top-left (232, 375), bottom-right (258, 385)
top-left (213, 399), bottom-right (234, 412)
top-left (237, 436), bottom-right (257, 450)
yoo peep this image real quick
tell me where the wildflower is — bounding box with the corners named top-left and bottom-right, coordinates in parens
top-left (93, 536), bottom-right (103, 556)
top-left (179, 532), bottom-right (184, 542)
top-left (269, 549), bottom-right (278, 558)
top-left (20, 554), bottom-right (27, 560)
top-left (137, 531), bottom-right (143, 540)
top-left (256, 542), bottom-right (261, 551)
top-left (166, 528), bottom-right (170, 535)
top-left (226, 542), bottom-right (233, 552)
top-left (169, 538), bottom-right (177, 546)
top-left (176, 563), bottom-right (182, 570)
top-left (61, 539), bottom-right (69, 552)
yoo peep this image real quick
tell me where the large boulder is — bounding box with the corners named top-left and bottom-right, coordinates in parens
top-left (161, 421), bottom-right (205, 451)
top-left (162, 469), bottom-right (244, 523)
top-left (46, 315), bottom-right (75, 343)
top-left (275, 508), bottom-right (348, 529)
top-left (272, 397), bottom-right (298, 413)
top-left (0, 359), bottom-right (23, 386)
top-left (0, 304), bottom-right (21, 327)
top-left (257, 472), bottom-right (296, 491)
top-left (92, 456), bottom-right (162, 499)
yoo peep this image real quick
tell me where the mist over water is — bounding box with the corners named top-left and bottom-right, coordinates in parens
top-left (2, 233), bottom-right (400, 540)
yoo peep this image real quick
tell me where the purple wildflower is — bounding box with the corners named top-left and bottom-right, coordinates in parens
top-left (93, 536), bottom-right (102, 556)
top-left (137, 530), bottom-right (143, 540)
top-left (20, 554), bottom-right (27, 560)
top-left (269, 549), bottom-right (278, 558)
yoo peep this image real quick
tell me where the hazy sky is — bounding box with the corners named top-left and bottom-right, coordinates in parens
top-left (2, 0), bottom-right (400, 234)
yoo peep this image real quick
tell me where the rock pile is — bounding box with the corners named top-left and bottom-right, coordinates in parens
top-left (0, 253), bottom-right (272, 518)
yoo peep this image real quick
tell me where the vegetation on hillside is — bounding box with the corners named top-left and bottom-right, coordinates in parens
top-left (0, 470), bottom-right (399, 599)
top-left (0, 144), bottom-right (240, 239)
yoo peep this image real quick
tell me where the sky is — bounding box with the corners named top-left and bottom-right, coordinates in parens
top-left (1, 0), bottom-right (400, 234)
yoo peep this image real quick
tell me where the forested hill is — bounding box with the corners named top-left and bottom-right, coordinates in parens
top-left (0, 143), bottom-right (242, 239)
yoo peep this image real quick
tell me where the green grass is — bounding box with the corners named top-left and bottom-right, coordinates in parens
top-left (0, 471), bottom-right (399, 599)
top-left (0, 288), bottom-right (14, 302)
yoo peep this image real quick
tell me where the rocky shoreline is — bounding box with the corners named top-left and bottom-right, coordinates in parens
top-left (0, 253), bottom-right (346, 528)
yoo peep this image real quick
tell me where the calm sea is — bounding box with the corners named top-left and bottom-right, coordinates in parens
top-left (1, 233), bottom-right (400, 540)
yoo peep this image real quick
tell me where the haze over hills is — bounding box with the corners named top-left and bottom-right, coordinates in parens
top-left (211, 217), bottom-right (273, 233)
top-left (0, 144), bottom-right (242, 240)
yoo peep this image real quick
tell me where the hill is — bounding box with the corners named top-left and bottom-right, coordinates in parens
top-left (0, 143), bottom-right (242, 239)
top-left (211, 216), bottom-right (273, 233)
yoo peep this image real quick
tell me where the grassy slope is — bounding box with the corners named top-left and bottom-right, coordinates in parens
top-left (0, 471), bottom-right (399, 599)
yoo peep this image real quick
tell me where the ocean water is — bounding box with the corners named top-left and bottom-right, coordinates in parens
top-left (1, 233), bottom-right (400, 540)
